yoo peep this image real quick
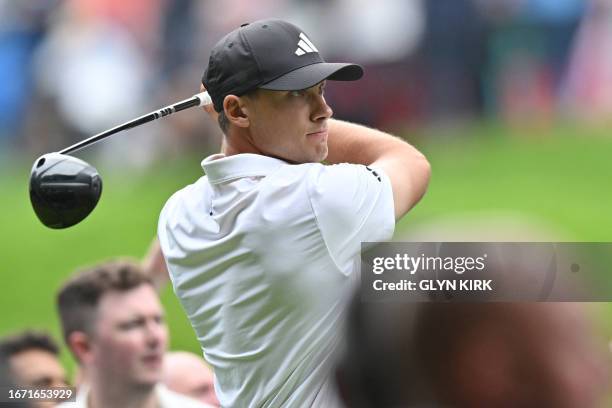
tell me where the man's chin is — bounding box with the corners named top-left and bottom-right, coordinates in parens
top-left (315, 146), bottom-right (329, 163)
top-left (131, 373), bottom-right (162, 390)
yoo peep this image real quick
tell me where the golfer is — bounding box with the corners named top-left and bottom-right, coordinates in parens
top-left (157, 18), bottom-right (430, 407)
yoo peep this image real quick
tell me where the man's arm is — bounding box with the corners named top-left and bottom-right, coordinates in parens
top-left (142, 238), bottom-right (169, 291)
top-left (325, 119), bottom-right (430, 220)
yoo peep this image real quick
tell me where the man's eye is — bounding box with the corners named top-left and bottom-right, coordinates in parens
top-left (119, 319), bottom-right (143, 330)
top-left (290, 90), bottom-right (305, 97)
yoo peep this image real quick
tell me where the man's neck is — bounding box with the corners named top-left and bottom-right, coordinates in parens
top-left (87, 378), bottom-right (158, 408)
top-left (221, 131), bottom-right (262, 157)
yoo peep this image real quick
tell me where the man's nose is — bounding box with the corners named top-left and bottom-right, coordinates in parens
top-left (311, 95), bottom-right (333, 122)
top-left (145, 320), bottom-right (167, 347)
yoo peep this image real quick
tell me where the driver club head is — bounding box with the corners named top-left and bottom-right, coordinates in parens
top-left (29, 153), bottom-right (103, 229)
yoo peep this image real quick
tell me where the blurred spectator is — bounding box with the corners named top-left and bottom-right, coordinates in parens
top-left (477, 0), bottom-right (584, 124)
top-left (0, 330), bottom-right (68, 408)
top-left (31, 0), bottom-right (168, 167)
top-left (159, 0), bottom-right (198, 78)
top-left (32, 0), bottom-right (157, 134)
top-left (0, 0), bottom-right (55, 146)
top-left (162, 351), bottom-right (220, 407)
top-left (0, 330), bottom-right (68, 388)
top-left (0, 350), bottom-right (33, 407)
top-left (337, 300), bottom-right (610, 407)
top-left (55, 259), bottom-right (210, 408)
top-left (562, 0), bottom-right (612, 121)
top-left (421, 0), bottom-right (487, 123)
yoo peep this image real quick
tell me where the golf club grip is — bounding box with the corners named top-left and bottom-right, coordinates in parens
top-left (59, 92), bottom-right (212, 155)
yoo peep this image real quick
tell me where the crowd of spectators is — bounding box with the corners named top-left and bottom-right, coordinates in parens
top-left (1, 0), bottom-right (608, 165)
top-left (0, 257), bottom-right (219, 407)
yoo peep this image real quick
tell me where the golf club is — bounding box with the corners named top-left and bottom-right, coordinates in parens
top-left (29, 91), bottom-right (212, 229)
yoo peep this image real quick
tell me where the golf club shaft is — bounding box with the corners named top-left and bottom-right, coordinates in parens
top-left (59, 92), bottom-right (212, 155)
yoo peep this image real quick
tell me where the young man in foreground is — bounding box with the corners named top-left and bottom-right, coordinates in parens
top-left (56, 260), bottom-right (210, 408)
top-left (158, 19), bottom-right (430, 406)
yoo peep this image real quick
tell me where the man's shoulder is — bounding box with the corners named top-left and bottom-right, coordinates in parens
top-left (302, 162), bottom-right (388, 198)
top-left (266, 162), bottom-right (390, 215)
top-left (160, 176), bottom-right (209, 214)
top-left (273, 162), bottom-right (372, 185)
top-left (303, 162), bottom-right (381, 182)
top-left (306, 161), bottom-right (395, 253)
top-left (170, 175), bottom-right (209, 199)
top-left (264, 162), bottom-right (378, 201)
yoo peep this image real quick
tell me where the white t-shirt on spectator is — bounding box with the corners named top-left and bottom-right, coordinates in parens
top-left (158, 153), bottom-right (395, 407)
top-left (57, 384), bottom-right (211, 408)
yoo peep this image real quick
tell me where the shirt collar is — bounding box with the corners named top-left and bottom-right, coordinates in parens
top-left (201, 153), bottom-right (288, 184)
top-left (77, 384), bottom-right (169, 408)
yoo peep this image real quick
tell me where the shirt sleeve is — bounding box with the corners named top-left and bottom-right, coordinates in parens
top-left (306, 163), bottom-right (395, 275)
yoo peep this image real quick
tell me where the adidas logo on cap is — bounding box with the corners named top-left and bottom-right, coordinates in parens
top-left (295, 32), bottom-right (319, 56)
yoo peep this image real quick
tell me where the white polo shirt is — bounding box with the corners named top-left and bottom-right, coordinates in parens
top-left (158, 153), bottom-right (394, 407)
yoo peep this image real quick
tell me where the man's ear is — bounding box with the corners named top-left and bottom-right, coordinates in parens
top-left (67, 332), bottom-right (94, 365)
top-left (223, 95), bottom-right (250, 128)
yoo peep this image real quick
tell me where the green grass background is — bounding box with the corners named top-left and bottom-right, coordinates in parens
top-left (2, 122), bottom-right (611, 375)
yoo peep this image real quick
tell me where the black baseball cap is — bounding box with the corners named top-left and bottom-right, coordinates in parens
top-left (202, 19), bottom-right (364, 112)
